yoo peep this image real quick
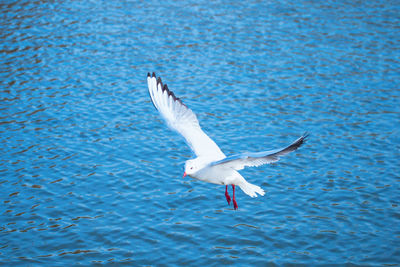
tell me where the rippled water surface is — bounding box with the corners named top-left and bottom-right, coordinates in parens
top-left (1, 0), bottom-right (399, 265)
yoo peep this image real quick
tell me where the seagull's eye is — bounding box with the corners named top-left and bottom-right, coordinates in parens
top-left (190, 167), bottom-right (193, 170)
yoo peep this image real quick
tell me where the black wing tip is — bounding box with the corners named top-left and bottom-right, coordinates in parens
top-left (279, 133), bottom-right (309, 155)
top-left (291, 132), bottom-right (309, 150)
top-left (148, 72), bottom-right (187, 107)
top-left (164, 84), bottom-right (180, 102)
top-left (301, 132), bottom-right (310, 142)
top-left (157, 77), bottom-right (163, 87)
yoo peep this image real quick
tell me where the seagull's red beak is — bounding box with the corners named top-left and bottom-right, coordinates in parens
top-left (183, 172), bottom-right (187, 178)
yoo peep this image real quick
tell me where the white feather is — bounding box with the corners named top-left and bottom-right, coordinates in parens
top-left (147, 74), bottom-right (225, 161)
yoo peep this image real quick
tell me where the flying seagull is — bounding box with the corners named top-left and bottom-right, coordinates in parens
top-left (147, 72), bottom-right (307, 210)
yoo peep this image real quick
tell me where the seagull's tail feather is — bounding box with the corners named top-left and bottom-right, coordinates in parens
top-left (238, 181), bottom-right (265, 198)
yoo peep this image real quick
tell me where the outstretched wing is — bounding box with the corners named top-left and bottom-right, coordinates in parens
top-left (211, 134), bottom-right (308, 170)
top-left (147, 72), bottom-right (225, 160)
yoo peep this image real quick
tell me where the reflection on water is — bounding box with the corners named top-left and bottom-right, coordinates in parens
top-left (1, 0), bottom-right (399, 265)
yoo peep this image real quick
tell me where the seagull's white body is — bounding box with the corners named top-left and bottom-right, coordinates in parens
top-left (147, 72), bottom-right (307, 209)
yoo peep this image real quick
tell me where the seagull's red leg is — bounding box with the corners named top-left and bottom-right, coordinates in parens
top-left (225, 185), bottom-right (231, 205)
top-left (232, 185), bottom-right (238, 210)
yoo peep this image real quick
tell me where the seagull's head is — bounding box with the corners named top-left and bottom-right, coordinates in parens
top-left (183, 159), bottom-right (198, 178)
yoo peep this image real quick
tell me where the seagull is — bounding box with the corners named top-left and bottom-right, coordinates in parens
top-left (147, 72), bottom-right (307, 210)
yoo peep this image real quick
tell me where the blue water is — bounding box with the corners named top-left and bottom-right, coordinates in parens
top-left (1, 0), bottom-right (399, 265)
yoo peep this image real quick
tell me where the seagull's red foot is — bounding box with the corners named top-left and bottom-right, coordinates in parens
top-left (232, 185), bottom-right (238, 210)
top-left (233, 198), bottom-right (238, 210)
top-left (225, 185), bottom-right (231, 205)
